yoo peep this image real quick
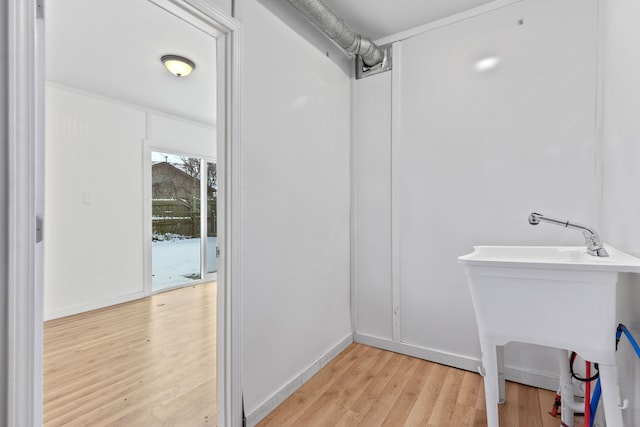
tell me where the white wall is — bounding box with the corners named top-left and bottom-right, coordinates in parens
top-left (44, 84), bottom-right (215, 320)
top-left (354, 72), bottom-right (393, 340)
top-left (355, 0), bottom-right (599, 387)
top-left (212, 0), bottom-right (232, 16)
top-left (602, 0), bottom-right (640, 424)
top-left (0, 0), bottom-right (8, 421)
top-left (44, 86), bottom-right (146, 319)
top-left (148, 113), bottom-right (217, 161)
top-left (240, 0), bottom-right (353, 422)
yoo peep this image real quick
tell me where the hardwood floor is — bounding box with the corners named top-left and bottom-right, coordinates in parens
top-left (43, 282), bottom-right (217, 426)
top-left (259, 343), bottom-right (581, 427)
top-left (44, 285), bottom-right (582, 426)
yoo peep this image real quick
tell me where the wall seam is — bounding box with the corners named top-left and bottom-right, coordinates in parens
top-left (349, 66), bottom-right (358, 334)
top-left (594, 0), bottom-right (605, 232)
top-left (390, 41), bottom-right (401, 342)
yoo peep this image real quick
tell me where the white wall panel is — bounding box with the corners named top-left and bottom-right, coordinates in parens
top-left (602, 0), bottom-right (640, 423)
top-left (0, 0), bottom-right (8, 421)
top-left (43, 86), bottom-right (216, 319)
top-left (602, 0), bottom-right (640, 256)
top-left (44, 86), bottom-right (146, 319)
top-left (148, 113), bottom-right (216, 159)
top-left (354, 72), bottom-right (393, 340)
top-left (241, 0), bottom-right (352, 418)
top-left (210, 0), bottom-right (232, 16)
top-left (354, 0), bottom-right (599, 380)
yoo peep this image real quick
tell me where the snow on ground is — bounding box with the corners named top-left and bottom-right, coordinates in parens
top-left (152, 237), bottom-right (217, 291)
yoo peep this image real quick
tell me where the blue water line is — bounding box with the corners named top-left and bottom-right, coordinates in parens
top-left (589, 324), bottom-right (640, 426)
top-left (589, 378), bottom-right (601, 427)
top-left (617, 324), bottom-right (640, 359)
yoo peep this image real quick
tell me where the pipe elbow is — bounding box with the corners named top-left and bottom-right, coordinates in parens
top-left (287, 0), bottom-right (385, 68)
top-left (359, 37), bottom-right (384, 66)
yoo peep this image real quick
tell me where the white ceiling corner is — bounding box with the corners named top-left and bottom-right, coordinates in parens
top-left (46, 0), bottom-right (502, 126)
top-left (321, 0), bottom-right (500, 41)
top-left (46, 0), bottom-right (217, 126)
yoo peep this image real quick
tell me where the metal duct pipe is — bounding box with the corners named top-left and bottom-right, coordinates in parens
top-left (286, 0), bottom-right (384, 67)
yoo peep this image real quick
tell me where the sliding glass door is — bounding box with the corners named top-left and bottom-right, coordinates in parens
top-left (151, 151), bottom-right (216, 292)
top-left (206, 161), bottom-right (217, 275)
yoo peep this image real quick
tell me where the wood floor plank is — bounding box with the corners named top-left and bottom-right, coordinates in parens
top-left (258, 344), bottom-right (367, 427)
top-left (294, 346), bottom-right (396, 426)
top-left (379, 359), bottom-right (431, 426)
top-left (45, 286), bottom-right (587, 427)
top-left (403, 361), bottom-right (448, 426)
top-left (44, 282), bottom-right (217, 427)
top-left (348, 350), bottom-right (409, 418)
top-left (339, 347), bottom-right (395, 411)
top-left (333, 406), bottom-right (365, 427)
top-left (518, 383), bottom-right (542, 426)
top-left (258, 343), bottom-right (579, 427)
top-left (498, 380), bottom-right (520, 426)
top-left (427, 367), bottom-right (465, 426)
top-left (356, 355), bottom-right (419, 426)
top-left (457, 371), bottom-right (482, 408)
top-left (446, 371), bottom-right (484, 426)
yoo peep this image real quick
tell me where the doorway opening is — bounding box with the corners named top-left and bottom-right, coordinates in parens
top-left (150, 151), bottom-right (218, 292)
top-left (7, 0), bottom-right (241, 424)
top-left (41, 0), bottom-right (225, 424)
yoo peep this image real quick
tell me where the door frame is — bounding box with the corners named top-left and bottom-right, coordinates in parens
top-left (6, 0), bottom-right (243, 425)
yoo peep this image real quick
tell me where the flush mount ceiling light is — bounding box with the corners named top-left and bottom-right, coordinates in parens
top-left (161, 54), bottom-right (196, 77)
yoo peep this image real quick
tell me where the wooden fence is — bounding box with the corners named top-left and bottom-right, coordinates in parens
top-left (152, 198), bottom-right (217, 238)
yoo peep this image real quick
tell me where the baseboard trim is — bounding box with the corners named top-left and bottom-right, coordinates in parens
top-left (354, 333), bottom-right (559, 391)
top-left (43, 291), bottom-right (146, 321)
top-left (245, 333), bottom-right (354, 426)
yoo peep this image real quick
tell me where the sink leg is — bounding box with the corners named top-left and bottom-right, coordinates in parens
top-left (481, 342), bottom-right (500, 427)
top-left (497, 345), bottom-right (505, 404)
top-left (599, 364), bottom-right (625, 427)
top-left (558, 349), bottom-right (574, 426)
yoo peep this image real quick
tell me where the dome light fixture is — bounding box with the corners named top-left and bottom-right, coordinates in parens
top-left (161, 54), bottom-right (196, 77)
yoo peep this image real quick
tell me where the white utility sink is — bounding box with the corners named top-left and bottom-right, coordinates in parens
top-left (459, 244), bottom-right (640, 427)
top-left (459, 245), bottom-right (640, 272)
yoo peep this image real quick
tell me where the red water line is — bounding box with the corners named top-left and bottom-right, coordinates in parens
top-left (585, 361), bottom-right (591, 427)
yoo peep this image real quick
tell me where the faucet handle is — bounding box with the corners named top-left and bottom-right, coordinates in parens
top-left (590, 247), bottom-right (610, 257)
top-left (583, 232), bottom-right (609, 257)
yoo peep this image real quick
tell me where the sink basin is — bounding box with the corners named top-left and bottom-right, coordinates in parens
top-left (459, 244), bottom-right (640, 427)
top-left (458, 244), bottom-right (640, 272)
top-left (458, 244), bottom-right (640, 363)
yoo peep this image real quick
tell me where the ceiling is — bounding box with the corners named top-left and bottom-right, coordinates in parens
top-left (321, 0), bottom-right (499, 41)
top-left (45, 0), bottom-right (499, 126)
top-left (46, 0), bottom-right (217, 126)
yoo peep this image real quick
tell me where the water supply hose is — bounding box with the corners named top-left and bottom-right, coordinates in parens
top-left (570, 352), bottom-right (599, 382)
top-left (586, 323), bottom-right (640, 426)
top-left (616, 323), bottom-right (640, 358)
top-left (589, 378), bottom-right (601, 427)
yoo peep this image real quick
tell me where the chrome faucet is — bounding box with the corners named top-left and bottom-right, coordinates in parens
top-left (528, 212), bottom-right (609, 257)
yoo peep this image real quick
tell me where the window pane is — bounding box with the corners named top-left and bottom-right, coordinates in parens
top-left (151, 152), bottom-right (202, 290)
top-left (206, 161), bottom-right (217, 274)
